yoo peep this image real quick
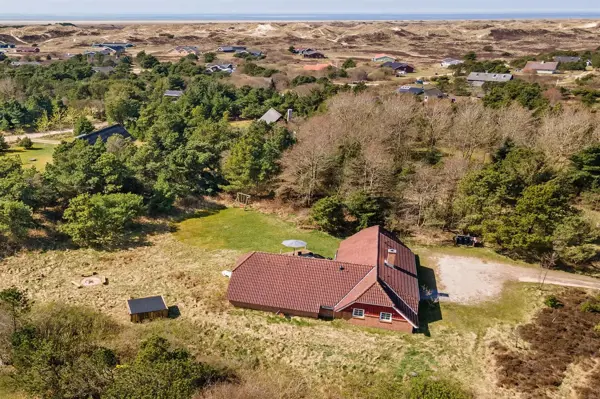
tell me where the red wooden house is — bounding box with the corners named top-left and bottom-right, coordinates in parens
top-left (227, 226), bottom-right (420, 332)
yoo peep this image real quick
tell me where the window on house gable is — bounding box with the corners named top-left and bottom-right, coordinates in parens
top-left (352, 308), bottom-right (365, 318)
top-left (379, 312), bottom-right (392, 323)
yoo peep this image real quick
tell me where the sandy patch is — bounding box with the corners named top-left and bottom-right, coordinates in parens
top-left (250, 24), bottom-right (277, 37)
top-left (434, 255), bottom-right (600, 304)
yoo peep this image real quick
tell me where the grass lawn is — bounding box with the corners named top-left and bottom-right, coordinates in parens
top-left (175, 207), bottom-right (340, 258)
top-left (5, 144), bottom-right (56, 170)
top-left (229, 120), bottom-right (253, 129)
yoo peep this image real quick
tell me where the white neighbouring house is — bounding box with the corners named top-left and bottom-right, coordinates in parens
top-left (441, 58), bottom-right (464, 68)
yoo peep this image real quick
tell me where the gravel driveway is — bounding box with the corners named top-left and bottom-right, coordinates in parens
top-left (433, 255), bottom-right (600, 304)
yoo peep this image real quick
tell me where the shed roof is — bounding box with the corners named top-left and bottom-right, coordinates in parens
top-left (76, 124), bottom-right (133, 145)
top-left (259, 108), bottom-right (283, 124)
top-left (553, 56), bottom-right (581, 63)
top-left (164, 90), bottom-right (184, 97)
top-left (466, 72), bottom-right (513, 82)
top-left (381, 61), bottom-right (409, 69)
top-left (397, 86), bottom-right (424, 95)
top-left (127, 295), bottom-right (168, 315)
top-left (424, 87), bottom-right (445, 98)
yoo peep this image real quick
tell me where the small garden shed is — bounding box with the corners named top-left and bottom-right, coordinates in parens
top-left (127, 295), bottom-right (168, 323)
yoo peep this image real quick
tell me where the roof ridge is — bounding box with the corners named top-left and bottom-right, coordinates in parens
top-left (333, 267), bottom-right (377, 310)
top-left (232, 251), bottom-right (257, 271)
top-left (246, 251), bottom-right (375, 269)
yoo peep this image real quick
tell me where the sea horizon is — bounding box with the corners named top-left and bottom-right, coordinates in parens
top-left (1, 11), bottom-right (600, 23)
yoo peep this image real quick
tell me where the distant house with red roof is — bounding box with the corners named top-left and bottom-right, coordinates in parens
top-left (523, 61), bottom-right (559, 74)
top-left (227, 226), bottom-right (420, 332)
top-left (372, 54), bottom-right (396, 63)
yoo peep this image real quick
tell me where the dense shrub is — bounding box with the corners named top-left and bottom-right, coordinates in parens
top-left (10, 304), bottom-right (119, 399)
top-left (580, 300), bottom-right (600, 313)
top-left (60, 192), bottom-right (145, 247)
top-left (105, 336), bottom-right (230, 399)
top-left (544, 295), bottom-right (563, 309)
top-left (345, 191), bottom-right (387, 231)
top-left (73, 115), bottom-right (95, 136)
top-left (291, 75), bottom-right (317, 86)
top-left (0, 200), bottom-right (33, 241)
top-left (310, 196), bottom-right (346, 235)
top-left (16, 136), bottom-right (33, 149)
top-left (204, 52), bottom-right (216, 63)
top-left (242, 62), bottom-right (278, 78)
top-left (342, 58), bottom-right (356, 69)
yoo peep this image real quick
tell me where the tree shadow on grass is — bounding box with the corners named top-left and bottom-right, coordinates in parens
top-left (416, 255), bottom-right (443, 337)
top-left (168, 305), bottom-right (181, 319)
top-left (170, 197), bottom-right (227, 224)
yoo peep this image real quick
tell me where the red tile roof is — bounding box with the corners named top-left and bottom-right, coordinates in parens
top-left (337, 226), bottom-right (420, 326)
top-left (334, 267), bottom-right (377, 311)
top-left (523, 61), bottom-right (559, 72)
top-left (336, 225), bottom-right (380, 266)
top-left (228, 252), bottom-right (372, 315)
top-left (228, 226), bottom-right (420, 327)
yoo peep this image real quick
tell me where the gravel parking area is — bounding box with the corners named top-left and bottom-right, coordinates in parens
top-left (434, 255), bottom-right (600, 304)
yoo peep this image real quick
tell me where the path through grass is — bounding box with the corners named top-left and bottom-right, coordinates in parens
top-left (175, 207), bottom-right (340, 258)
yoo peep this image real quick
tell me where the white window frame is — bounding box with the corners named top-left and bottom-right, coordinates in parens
top-left (352, 308), bottom-right (365, 319)
top-left (379, 312), bottom-right (393, 323)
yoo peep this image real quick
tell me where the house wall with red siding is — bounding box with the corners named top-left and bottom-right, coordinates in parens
top-left (337, 303), bottom-right (413, 333)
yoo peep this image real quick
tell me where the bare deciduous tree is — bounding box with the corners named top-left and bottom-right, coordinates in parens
top-left (537, 107), bottom-right (598, 167)
top-left (278, 116), bottom-right (338, 205)
top-left (447, 101), bottom-right (498, 161)
top-left (417, 99), bottom-right (454, 150)
top-left (496, 103), bottom-right (536, 147)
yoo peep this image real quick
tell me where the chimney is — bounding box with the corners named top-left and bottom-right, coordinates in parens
top-left (286, 109), bottom-right (293, 122)
top-left (385, 249), bottom-right (397, 267)
top-left (339, 265), bottom-right (345, 271)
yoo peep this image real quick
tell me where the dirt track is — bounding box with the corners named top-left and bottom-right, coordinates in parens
top-left (434, 255), bottom-right (600, 304)
top-left (2, 129), bottom-right (72, 144)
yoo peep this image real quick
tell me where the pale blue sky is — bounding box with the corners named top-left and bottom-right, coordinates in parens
top-left (2, 0), bottom-right (598, 15)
